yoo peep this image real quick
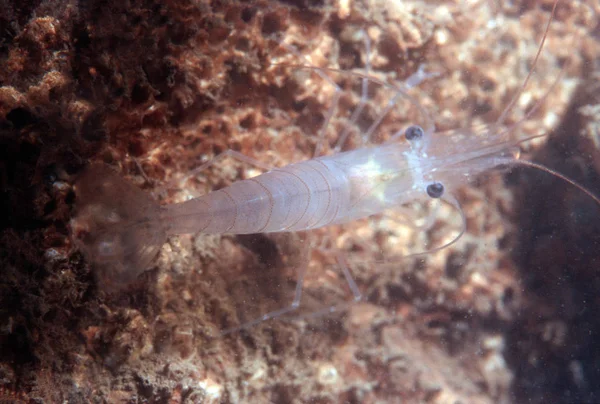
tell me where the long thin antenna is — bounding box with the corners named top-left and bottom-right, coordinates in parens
top-left (372, 194), bottom-right (467, 264)
top-left (495, 0), bottom-right (560, 127)
top-left (511, 159), bottom-right (600, 207)
top-left (276, 64), bottom-right (437, 137)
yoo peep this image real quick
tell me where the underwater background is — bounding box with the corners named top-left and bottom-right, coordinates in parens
top-left (1, 0), bottom-right (599, 402)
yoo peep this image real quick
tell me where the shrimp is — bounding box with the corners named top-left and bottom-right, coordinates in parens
top-left (71, 0), bottom-right (597, 328)
top-left (73, 124), bottom-right (463, 292)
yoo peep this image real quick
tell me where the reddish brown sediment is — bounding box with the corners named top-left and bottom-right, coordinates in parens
top-left (1, 0), bottom-right (600, 402)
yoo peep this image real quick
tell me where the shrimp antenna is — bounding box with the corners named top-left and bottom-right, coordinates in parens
top-left (277, 64), bottom-right (437, 136)
top-left (497, 56), bottom-right (567, 144)
top-left (375, 193), bottom-right (467, 263)
top-left (462, 58), bottom-right (567, 162)
top-left (412, 193), bottom-right (466, 257)
top-left (508, 159), bottom-right (600, 207)
top-left (495, 0), bottom-right (559, 127)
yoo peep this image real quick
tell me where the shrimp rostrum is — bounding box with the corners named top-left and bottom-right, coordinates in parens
top-left (72, 0), bottom-right (598, 331)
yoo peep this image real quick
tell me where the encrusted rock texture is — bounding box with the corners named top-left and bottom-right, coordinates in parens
top-left (1, 0), bottom-right (600, 402)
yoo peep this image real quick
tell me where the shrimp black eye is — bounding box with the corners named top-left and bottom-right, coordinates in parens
top-left (426, 182), bottom-right (444, 198)
top-left (405, 125), bottom-right (424, 141)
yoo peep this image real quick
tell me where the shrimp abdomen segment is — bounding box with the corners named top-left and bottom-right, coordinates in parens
top-left (162, 159), bottom-right (351, 235)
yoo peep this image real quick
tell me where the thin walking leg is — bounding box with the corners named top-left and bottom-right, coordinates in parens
top-left (285, 252), bottom-right (362, 322)
top-left (383, 202), bottom-right (441, 232)
top-left (335, 30), bottom-right (371, 152)
top-left (218, 232), bottom-right (312, 336)
top-left (154, 149), bottom-right (273, 198)
top-left (364, 65), bottom-right (438, 145)
top-left (280, 42), bottom-right (342, 157)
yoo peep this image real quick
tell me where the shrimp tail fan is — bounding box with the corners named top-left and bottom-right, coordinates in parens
top-left (71, 164), bottom-right (167, 292)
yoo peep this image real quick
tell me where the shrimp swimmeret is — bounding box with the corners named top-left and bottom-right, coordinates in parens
top-left (72, 0), bottom-right (597, 333)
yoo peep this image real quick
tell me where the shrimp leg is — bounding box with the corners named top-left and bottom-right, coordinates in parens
top-left (220, 263), bottom-right (307, 335)
top-left (288, 252), bottom-right (362, 322)
top-left (335, 30), bottom-right (371, 152)
top-left (220, 242), bottom-right (363, 335)
top-left (283, 31), bottom-right (373, 155)
top-left (384, 203), bottom-right (441, 232)
top-left (220, 232), bottom-right (312, 336)
top-left (288, 32), bottom-right (437, 154)
top-left (280, 42), bottom-right (342, 157)
top-left (362, 64), bottom-right (438, 146)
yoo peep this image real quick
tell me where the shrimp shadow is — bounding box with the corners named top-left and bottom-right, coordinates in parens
top-left (506, 80), bottom-right (600, 403)
top-left (205, 232), bottom-right (307, 334)
top-left (209, 230), bottom-right (356, 338)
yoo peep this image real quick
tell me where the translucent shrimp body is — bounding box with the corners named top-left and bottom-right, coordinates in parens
top-left (161, 143), bottom-right (417, 235)
top-left (161, 155), bottom-right (353, 235)
top-left (161, 130), bottom-right (503, 237)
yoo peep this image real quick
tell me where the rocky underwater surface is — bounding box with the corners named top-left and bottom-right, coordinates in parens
top-left (1, 0), bottom-right (600, 402)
